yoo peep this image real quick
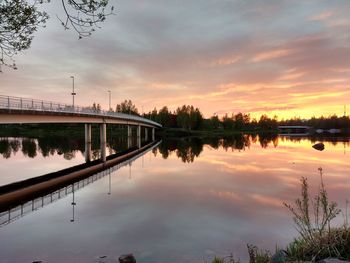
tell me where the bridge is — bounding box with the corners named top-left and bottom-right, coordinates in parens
top-left (0, 95), bottom-right (162, 162)
top-left (278, 125), bottom-right (311, 136)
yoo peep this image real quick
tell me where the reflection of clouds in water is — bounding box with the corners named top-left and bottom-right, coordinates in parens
top-left (0, 135), bottom-right (350, 262)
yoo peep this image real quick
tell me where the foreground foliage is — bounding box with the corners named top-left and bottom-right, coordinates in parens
top-left (283, 168), bottom-right (350, 261)
top-left (209, 168), bottom-right (350, 263)
top-left (0, 0), bottom-right (113, 71)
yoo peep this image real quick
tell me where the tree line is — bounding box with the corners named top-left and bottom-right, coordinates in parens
top-left (145, 107), bottom-right (279, 131)
top-left (91, 100), bottom-right (350, 131)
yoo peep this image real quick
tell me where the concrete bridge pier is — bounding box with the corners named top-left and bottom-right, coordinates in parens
top-left (127, 136), bottom-right (132, 149)
top-left (127, 125), bottom-right (132, 137)
top-left (152, 128), bottom-right (155, 141)
top-left (137, 125), bottom-right (141, 148)
top-left (100, 123), bottom-right (107, 162)
top-left (145, 127), bottom-right (148, 141)
top-left (84, 124), bottom-right (92, 162)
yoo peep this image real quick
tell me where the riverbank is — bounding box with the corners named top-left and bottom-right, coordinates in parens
top-left (208, 170), bottom-right (350, 263)
top-left (159, 127), bottom-right (277, 137)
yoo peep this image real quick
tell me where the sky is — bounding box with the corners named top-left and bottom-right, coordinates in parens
top-left (1, 0), bottom-right (350, 119)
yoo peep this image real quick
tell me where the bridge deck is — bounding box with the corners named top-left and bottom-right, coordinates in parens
top-left (0, 95), bottom-right (161, 128)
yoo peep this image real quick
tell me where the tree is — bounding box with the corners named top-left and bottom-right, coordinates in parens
top-left (209, 115), bottom-right (220, 129)
top-left (0, 0), bottom-right (113, 71)
top-left (116, 99), bottom-right (139, 115)
top-left (176, 105), bottom-right (190, 129)
top-left (222, 114), bottom-right (234, 130)
top-left (258, 114), bottom-right (278, 130)
top-left (158, 106), bottom-right (171, 127)
top-left (92, 102), bottom-right (101, 111)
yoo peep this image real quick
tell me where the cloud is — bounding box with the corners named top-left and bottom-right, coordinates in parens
top-left (1, 0), bottom-right (350, 118)
top-left (309, 11), bottom-right (333, 21)
top-left (252, 49), bottom-right (294, 62)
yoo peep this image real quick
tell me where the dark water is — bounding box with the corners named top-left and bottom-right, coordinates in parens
top-left (0, 134), bottom-right (349, 262)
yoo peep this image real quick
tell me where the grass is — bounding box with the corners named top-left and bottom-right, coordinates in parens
top-left (283, 167), bottom-right (350, 261)
top-left (208, 168), bottom-right (350, 263)
top-left (206, 255), bottom-right (239, 263)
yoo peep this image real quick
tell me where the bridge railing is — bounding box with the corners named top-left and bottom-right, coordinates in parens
top-left (0, 95), bottom-right (161, 128)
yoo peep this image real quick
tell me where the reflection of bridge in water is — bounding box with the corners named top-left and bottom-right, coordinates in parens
top-left (0, 140), bottom-right (161, 227)
top-left (278, 125), bottom-right (311, 136)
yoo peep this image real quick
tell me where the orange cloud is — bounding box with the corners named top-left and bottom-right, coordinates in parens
top-left (309, 11), bottom-right (333, 21)
top-left (252, 49), bottom-right (294, 62)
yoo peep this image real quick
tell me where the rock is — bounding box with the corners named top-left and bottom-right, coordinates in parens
top-left (119, 254), bottom-right (136, 263)
top-left (317, 259), bottom-right (350, 263)
top-left (312, 142), bottom-right (325, 151)
top-left (271, 250), bottom-right (287, 263)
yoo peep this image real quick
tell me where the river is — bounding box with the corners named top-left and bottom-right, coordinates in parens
top-left (0, 134), bottom-right (349, 262)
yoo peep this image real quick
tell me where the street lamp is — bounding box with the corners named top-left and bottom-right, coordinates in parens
top-left (108, 90), bottom-right (111, 111)
top-left (70, 76), bottom-right (76, 108)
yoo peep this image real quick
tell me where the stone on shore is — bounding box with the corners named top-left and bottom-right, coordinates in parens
top-left (119, 254), bottom-right (136, 263)
top-left (312, 142), bottom-right (325, 151)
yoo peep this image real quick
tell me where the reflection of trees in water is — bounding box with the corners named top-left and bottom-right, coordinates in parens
top-left (259, 133), bottom-right (279, 149)
top-left (281, 135), bottom-right (350, 146)
top-left (36, 137), bottom-right (84, 160)
top-left (175, 138), bottom-right (203, 163)
top-left (0, 137), bottom-right (84, 159)
top-left (22, 139), bottom-right (37, 158)
top-left (107, 136), bottom-right (129, 153)
top-left (156, 133), bottom-right (327, 163)
top-left (0, 135), bottom-right (151, 160)
top-left (0, 139), bottom-right (11, 158)
top-left (156, 134), bottom-right (350, 163)
top-left (0, 138), bottom-right (23, 158)
top-left (157, 138), bottom-right (202, 163)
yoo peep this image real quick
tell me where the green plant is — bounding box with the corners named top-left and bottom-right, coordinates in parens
top-left (211, 257), bottom-right (225, 263)
top-left (207, 254), bottom-right (240, 263)
top-left (283, 168), bottom-right (350, 261)
top-left (247, 244), bottom-right (270, 263)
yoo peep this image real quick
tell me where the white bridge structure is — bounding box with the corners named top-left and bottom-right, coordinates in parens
top-left (0, 95), bottom-right (162, 162)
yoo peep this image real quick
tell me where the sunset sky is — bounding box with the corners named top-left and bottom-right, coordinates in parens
top-left (1, 0), bottom-right (350, 119)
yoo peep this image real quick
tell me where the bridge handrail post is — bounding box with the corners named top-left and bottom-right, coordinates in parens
top-left (20, 98), bottom-right (23, 109)
top-left (31, 99), bottom-right (34, 109)
top-left (41, 100), bottom-right (44, 110)
top-left (7, 96), bottom-right (10, 109)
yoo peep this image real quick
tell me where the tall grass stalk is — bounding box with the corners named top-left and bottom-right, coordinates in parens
top-left (283, 168), bottom-right (350, 261)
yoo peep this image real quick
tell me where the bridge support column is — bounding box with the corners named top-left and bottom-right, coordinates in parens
top-left (145, 128), bottom-right (148, 141)
top-left (100, 123), bottom-right (106, 162)
top-left (127, 125), bottom-right (132, 137)
top-left (152, 128), bottom-right (155, 141)
top-left (84, 124), bottom-right (92, 162)
top-left (127, 136), bottom-right (132, 149)
top-left (137, 125), bottom-right (141, 148)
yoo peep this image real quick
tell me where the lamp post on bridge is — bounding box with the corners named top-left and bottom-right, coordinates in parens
top-left (108, 90), bottom-right (111, 111)
top-left (70, 76), bottom-right (76, 108)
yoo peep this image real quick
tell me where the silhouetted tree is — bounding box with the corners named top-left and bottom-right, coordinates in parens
top-left (158, 106), bottom-right (171, 127)
top-left (91, 102), bottom-right (101, 112)
top-left (222, 114), bottom-right (234, 130)
top-left (0, 0), bottom-right (113, 71)
top-left (116, 100), bottom-right (139, 115)
top-left (210, 115), bottom-right (220, 129)
top-left (258, 114), bottom-right (278, 130)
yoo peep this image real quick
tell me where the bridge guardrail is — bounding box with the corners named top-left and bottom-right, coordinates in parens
top-left (0, 95), bottom-right (162, 128)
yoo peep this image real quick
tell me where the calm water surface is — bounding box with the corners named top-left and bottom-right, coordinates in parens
top-left (0, 135), bottom-right (349, 262)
